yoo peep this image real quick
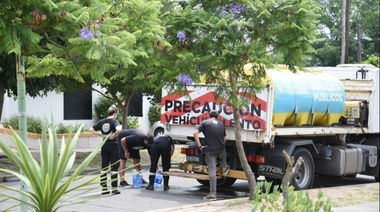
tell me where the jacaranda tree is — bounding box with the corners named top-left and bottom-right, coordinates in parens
top-left (25, 0), bottom-right (169, 128)
top-left (158, 0), bottom-right (322, 200)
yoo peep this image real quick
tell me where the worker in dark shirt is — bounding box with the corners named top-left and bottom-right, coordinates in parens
top-left (89, 105), bottom-right (122, 195)
top-left (194, 110), bottom-right (230, 201)
top-left (145, 134), bottom-right (175, 191)
top-left (118, 129), bottom-right (154, 186)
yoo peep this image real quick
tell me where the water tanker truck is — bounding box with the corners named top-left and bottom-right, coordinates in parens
top-left (161, 64), bottom-right (379, 190)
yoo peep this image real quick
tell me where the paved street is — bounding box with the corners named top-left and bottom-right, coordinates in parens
top-left (0, 170), bottom-right (232, 212)
top-left (0, 170), bottom-right (378, 212)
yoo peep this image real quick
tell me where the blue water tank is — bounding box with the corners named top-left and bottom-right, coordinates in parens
top-left (267, 68), bottom-right (345, 126)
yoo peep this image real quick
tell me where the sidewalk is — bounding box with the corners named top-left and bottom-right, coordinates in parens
top-left (154, 200), bottom-right (380, 212)
top-left (332, 202), bottom-right (379, 212)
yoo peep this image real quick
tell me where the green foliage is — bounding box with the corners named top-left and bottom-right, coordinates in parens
top-left (161, 0), bottom-right (321, 103)
top-left (160, 0), bottom-right (322, 200)
top-left (93, 95), bottom-right (139, 129)
top-left (26, 116), bottom-right (43, 134)
top-left (252, 181), bottom-right (332, 212)
top-left (55, 123), bottom-right (84, 134)
top-left (148, 103), bottom-right (161, 126)
top-left (0, 118), bottom-right (107, 211)
top-left (363, 54), bottom-right (379, 67)
top-left (1, 115), bottom-right (19, 131)
top-left (2, 115), bottom-right (84, 134)
top-left (309, 0), bottom-right (379, 66)
top-left (126, 116), bottom-right (140, 129)
top-left (252, 181), bottom-right (282, 211)
top-left (93, 95), bottom-right (120, 122)
top-left (2, 115), bottom-right (43, 134)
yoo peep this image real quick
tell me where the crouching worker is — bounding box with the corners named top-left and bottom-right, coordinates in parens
top-left (145, 135), bottom-right (175, 191)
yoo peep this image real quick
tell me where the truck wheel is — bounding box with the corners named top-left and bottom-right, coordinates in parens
top-left (196, 177), bottom-right (237, 187)
top-left (154, 128), bottom-right (164, 137)
top-left (291, 148), bottom-right (315, 190)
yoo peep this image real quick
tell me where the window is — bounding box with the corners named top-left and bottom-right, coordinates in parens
top-left (64, 91), bottom-right (92, 120)
top-left (128, 93), bottom-right (143, 117)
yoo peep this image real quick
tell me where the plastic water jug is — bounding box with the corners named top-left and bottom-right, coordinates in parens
top-left (154, 171), bottom-right (163, 190)
top-left (132, 169), bottom-right (142, 188)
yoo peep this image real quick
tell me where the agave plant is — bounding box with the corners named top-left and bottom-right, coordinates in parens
top-left (0, 119), bottom-right (107, 212)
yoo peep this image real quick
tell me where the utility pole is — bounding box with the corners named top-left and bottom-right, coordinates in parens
top-left (357, 18), bottom-right (362, 63)
top-left (16, 54), bottom-right (28, 212)
top-left (341, 0), bottom-right (350, 64)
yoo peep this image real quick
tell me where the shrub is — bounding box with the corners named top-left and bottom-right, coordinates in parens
top-left (252, 181), bottom-right (332, 212)
top-left (55, 123), bottom-right (84, 134)
top-left (0, 119), bottom-right (108, 211)
top-left (93, 95), bottom-right (141, 128)
top-left (127, 116), bottom-right (140, 129)
top-left (148, 103), bottom-right (161, 126)
top-left (363, 54), bottom-right (379, 67)
top-left (2, 115), bottom-right (43, 134)
top-left (2, 115), bottom-right (19, 130)
top-left (2, 115), bottom-right (84, 134)
top-left (27, 116), bottom-right (43, 134)
top-left (93, 95), bottom-right (122, 122)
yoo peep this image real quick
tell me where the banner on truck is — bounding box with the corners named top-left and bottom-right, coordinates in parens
top-left (161, 86), bottom-right (267, 131)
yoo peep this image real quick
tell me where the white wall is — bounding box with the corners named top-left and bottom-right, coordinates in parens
top-left (1, 90), bottom-right (151, 132)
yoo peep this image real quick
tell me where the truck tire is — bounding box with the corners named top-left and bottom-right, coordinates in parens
top-left (154, 128), bottom-right (164, 137)
top-left (196, 177), bottom-right (237, 187)
top-left (290, 148), bottom-right (315, 190)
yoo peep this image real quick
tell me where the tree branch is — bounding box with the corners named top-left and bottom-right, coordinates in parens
top-left (281, 150), bottom-right (303, 201)
top-left (44, 32), bottom-right (64, 48)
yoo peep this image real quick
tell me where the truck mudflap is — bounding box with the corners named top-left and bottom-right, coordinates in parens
top-left (163, 162), bottom-right (248, 180)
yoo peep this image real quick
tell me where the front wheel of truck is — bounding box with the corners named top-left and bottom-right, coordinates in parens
top-left (197, 177), bottom-right (237, 187)
top-left (290, 147), bottom-right (315, 190)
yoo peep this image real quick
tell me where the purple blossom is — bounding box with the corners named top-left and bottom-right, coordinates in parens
top-left (216, 6), bottom-right (229, 17)
top-left (319, 0), bottom-right (327, 3)
top-left (80, 26), bottom-right (94, 41)
top-left (177, 30), bottom-right (186, 44)
top-left (178, 74), bottom-right (193, 85)
top-left (229, 3), bottom-right (246, 19)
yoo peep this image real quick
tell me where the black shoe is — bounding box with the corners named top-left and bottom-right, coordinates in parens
top-left (145, 185), bottom-right (154, 190)
top-left (112, 190), bottom-right (121, 195)
top-left (120, 180), bottom-right (129, 186)
top-left (101, 189), bottom-right (110, 195)
top-left (164, 185), bottom-right (170, 191)
top-left (142, 179), bottom-right (148, 184)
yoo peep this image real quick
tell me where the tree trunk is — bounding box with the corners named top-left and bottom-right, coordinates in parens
top-left (233, 108), bottom-right (257, 200)
top-left (121, 93), bottom-right (134, 129)
top-left (0, 81), bottom-right (5, 122)
top-left (281, 150), bottom-right (303, 201)
top-left (109, 91), bottom-right (133, 129)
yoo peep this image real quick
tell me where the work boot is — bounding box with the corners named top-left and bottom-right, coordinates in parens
top-left (101, 188), bottom-right (110, 195)
top-left (112, 188), bottom-right (121, 195)
top-left (163, 176), bottom-right (170, 191)
top-left (145, 175), bottom-right (155, 191)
